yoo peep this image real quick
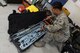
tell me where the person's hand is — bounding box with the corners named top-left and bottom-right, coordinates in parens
top-left (46, 16), bottom-right (52, 20)
top-left (39, 26), bottom-right (45, 31)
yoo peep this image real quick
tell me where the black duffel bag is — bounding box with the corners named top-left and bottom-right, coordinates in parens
top-left (8, 10), bottom-right (48, 35)
top-left (6, 0), bottom-right (22, 4)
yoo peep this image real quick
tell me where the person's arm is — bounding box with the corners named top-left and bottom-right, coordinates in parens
top-left (46, 17), bottom-right (65, 33)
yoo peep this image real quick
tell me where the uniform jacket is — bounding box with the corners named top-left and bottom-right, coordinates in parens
top-left (46, 12), bottom-right (70, 42)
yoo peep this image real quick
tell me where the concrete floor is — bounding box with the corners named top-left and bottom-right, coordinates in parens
top-left (0, 4), bottom-right (59, 53)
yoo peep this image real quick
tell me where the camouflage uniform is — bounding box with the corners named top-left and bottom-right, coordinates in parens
top-left (34, 11), bottom-right (70, 52)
